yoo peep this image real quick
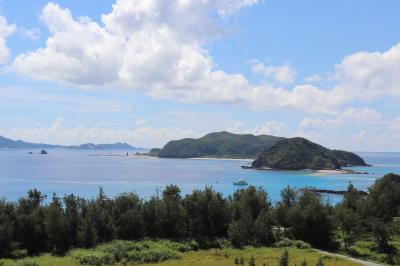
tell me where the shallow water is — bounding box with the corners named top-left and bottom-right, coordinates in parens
top-left (0, 149), bottom-right (399, 203)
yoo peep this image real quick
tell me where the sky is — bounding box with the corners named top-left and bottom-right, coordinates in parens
top-left (0, 0), bottom-right (400, 151)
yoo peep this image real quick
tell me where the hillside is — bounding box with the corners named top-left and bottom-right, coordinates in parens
top-left (158, 131), bottom-right (284, 158)
top-left (0, 135), bottom-right (136, 150)
top-left (251, 137), bottom-right (368, 170)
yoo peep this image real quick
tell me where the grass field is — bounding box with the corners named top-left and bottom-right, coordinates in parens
top-left (0, 247), bottom-right (362, 266)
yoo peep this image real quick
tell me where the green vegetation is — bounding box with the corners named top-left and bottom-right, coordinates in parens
top-left (158, 131), bottom-right (283, 158)
top-left (251, 137), bottom-right (367, 170)
top-left (0, 246), bottom-right (360, 266)
top-left (146, 148), bottom-right (162, 156)
top-left (0, 173), bottom-right (399, 265)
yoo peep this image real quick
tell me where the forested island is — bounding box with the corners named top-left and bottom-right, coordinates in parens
top-left (154, 132), bottom-right (368, 171)
top-left (0, 173), bottom-right (399, 265)
top-left (251, 137), bottom-right (368, 170)
top-left (157, 131), bottom-right (283, 158)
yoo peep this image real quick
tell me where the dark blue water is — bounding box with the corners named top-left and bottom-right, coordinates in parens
top-left (0, 149), bottom-right (399, 203)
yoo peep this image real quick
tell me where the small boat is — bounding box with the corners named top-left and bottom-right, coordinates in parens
top-left (233, 179), bottom-right (248, 186)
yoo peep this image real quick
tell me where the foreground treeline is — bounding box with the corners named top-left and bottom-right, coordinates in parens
top-left (0, 174), bottom-right (399, 262)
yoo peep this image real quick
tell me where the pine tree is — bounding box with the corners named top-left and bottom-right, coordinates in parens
top-left (249, 256), bottom-right (256, 266)
top-left (279, 249), bottom-right (289, 266)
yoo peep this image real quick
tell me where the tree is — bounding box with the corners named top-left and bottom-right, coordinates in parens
top-left (15, 189), bottom-right (47, 254)
top-left (279, 249), bottom-right (289, 266)
top-left (372, 220), bottom-right (395, 254)
top-left (249, 256), bottom-right (256, 266)
top-left (254, 209), bottom-right (274, 245)
top-left (45, 194), bottom-right (69, 254)
top-left (161, 185), bottom-right (186, 238)
top-left (335, 205), bottom-right (360, 252)
top-left (183, 187), bottom-right (229, 241)
top-left (0, 200), bottom-right (15, 257)
top-left (93, 188), bottom-right (115, 242)
top-left (63, 194), bottom-right (81, 247)
top-left (281, 186), bottom-right (297, 209)
top-left (78, 205), bottom-right (98, 248)
top-left (228, 220), bottom-right (247, 248)
top-left (114, 193), bottom-right (144, 240)
top-left (367, 174), bottom-right (400, 222)
top-left (289, 190), bottom-right (334, 248)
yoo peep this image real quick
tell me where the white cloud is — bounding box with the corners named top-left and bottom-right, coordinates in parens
top-left (0, 15), bottom-right (16, 63)
top-left (333, 42), bottom-right (400, 101)
top-left (19, 27), bottom-right (40, 41)
top-left (135, 119), bottom-right (147, 126)
top-left (12, 1), bottom-right (335, 114)
top-left (250, 60), bottom-right (296, 84)
top-left (252, 121), bottom-right (288, 136)
top-left (0, 116), bottom-right (200, 147)
top-left (300, 108), bottom-right (383, 130)
top-left (304, 74), bottom-right (322, 83)
top-left (227, 120), bottom-right (288, 136)
top-left (389, 117), bottom-right (400, 131)
top-left (10, 1), bottom-right (400, 116)
top-left (226, 121), bottom-right (244, 133)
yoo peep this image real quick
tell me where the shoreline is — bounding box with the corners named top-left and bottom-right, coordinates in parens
top-left (242, 166), bottom-right (370, 175)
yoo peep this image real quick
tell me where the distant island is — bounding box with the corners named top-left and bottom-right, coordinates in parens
top-left (157, 131), bottom-right (284, 159)
top-left (251, 137), bottom-right (368, 170)
top-left (0, 135), bottom-right (137, 150)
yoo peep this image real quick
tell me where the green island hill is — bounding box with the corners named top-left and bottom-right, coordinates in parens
top-left (157, 131), bottom-right (284, 159)
top-left (251, 137), bottom-right (368, 170)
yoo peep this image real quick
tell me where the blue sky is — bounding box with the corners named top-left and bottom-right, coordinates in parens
top-left (0, 0), bottom-right (400, 151)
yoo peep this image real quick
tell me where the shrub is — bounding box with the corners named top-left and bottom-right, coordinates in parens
top-left (125, 249), bottom-right (179, 263)
top-left (71, 250), bottom-right (115, 266)
top-left (274, 238), bottom-right (292, 248)
top-left (293, 240), bottom-right (311, 249)
top-left (10, 249), bottom-right (28, 259)
top-left (97, 240), bottom-right (187, 263)
top-left (13, 259), bottom-right (38, 266)
top-left (96, 241), bottom-right (140, 262)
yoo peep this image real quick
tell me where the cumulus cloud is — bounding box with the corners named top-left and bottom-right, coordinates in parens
top-left (12, 1), bottom-right (335, 114)
top-left (300, 108), bottom-right (383, 130)
top-left (227, 120), bottom-right (288, 136)
top-left (0, 15), bottom-right (16, 63)
top-left (250, 60), bottom-right (296, 84)
top-left (0, 116), bottom-right (200, 147)
top-left (10, 1), bottom-right (400, 115)
top-left (333, 42), bottom-right (400, 101)
top-left (251, 121), bottom-right (288, 136)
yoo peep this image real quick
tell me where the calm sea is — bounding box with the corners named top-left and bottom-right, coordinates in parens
top-left (0, 149), bottom-right (399, 203)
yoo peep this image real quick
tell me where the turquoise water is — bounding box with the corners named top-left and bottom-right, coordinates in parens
top-left (0, 149), bottom-right (399, 203)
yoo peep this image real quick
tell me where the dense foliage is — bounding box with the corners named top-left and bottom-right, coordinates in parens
top-left (0, 173), bottom-right (399, 264)
top-left (158, 131), bottom-right (283, 158)
top-left (252, 137), bottom-right (368, 170)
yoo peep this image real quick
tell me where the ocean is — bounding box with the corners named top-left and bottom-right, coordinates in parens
top-left (0, 149), bottom-right (399, 203)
